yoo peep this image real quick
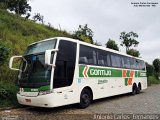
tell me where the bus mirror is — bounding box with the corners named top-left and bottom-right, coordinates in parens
top-left (9, 56), bottom-right (26, 71)
top-left (45, 49), bottom-right (58, 66)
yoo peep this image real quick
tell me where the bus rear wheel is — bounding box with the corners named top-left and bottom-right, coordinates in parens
top-left (132, 84), bottom-right (137, 95)
top-left (79, 88), bottom-right (92, 108)
top-left (136, 83), bottom-right (141, 94)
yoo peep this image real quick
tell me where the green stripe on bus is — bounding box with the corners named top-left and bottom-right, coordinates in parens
top-left (79, 65), bottom-right (85, 77)
top-left (79, 65), bottom-right (146, 78)
top-left (23, 85), bottom-right (50, 92)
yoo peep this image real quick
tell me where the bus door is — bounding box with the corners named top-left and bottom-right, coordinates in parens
top-left (53, 40), bottom-right (77, 106)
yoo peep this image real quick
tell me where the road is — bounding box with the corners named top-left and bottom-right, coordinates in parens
top-left (0, 85), bottom-right (160, 120)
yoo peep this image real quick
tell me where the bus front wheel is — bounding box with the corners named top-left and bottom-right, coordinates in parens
top-left (79, 88), bottom-right (92, 108)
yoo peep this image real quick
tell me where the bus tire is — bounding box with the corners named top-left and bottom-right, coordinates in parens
top-left (79, 88), bottom-right (92, 108)
top-left (132, 84), bottom-right (137, 95)
top-left (136, 83), bottom-right (141, 94)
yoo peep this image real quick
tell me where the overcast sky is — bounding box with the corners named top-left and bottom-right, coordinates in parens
top-left (29, 0), bottom-right (160, 64)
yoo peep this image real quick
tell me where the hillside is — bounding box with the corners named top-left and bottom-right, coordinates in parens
top-left (0, 9), bottom-right (72, 107)
top-left (0, 10), bottom-right (72, 55)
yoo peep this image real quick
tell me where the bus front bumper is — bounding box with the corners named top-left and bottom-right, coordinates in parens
top-left (17, 93), bottom-right (55, 108)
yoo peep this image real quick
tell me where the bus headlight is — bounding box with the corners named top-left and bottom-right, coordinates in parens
top-left (38, 90), bottom-right (53, 96)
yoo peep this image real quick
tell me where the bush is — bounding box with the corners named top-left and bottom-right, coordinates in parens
top-left (0, 42), bottom-right (10, 66)
top-left (146, 63), bottom-right (154, 77)
top-left (0, 80), bottom-right (19, 107)
top-left (127, 49), bottom-right (140, 57)
top-left (147, 76), bottom-right (160, 86)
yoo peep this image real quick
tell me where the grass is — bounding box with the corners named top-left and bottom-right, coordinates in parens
top-left (0, 9), bottom-right (73, 108)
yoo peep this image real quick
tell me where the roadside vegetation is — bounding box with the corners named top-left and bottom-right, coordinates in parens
top-left (146, 59), bottom-right (160, 86)
top-left (0, 9), bottom-right (72, 108)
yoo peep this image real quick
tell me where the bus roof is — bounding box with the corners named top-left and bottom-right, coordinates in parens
top-left (29, 37), bottom-right (144, 61)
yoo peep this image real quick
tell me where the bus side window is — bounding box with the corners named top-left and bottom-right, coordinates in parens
top-left (122, 56), bottom-right (130, 69)
top-left (136, 60), bottom-right (141, 70)
top-left (121, 56), bottom-right (126, 68)
top-left (111, 54), bottom-right (122, 68)
top-left (133, 59), bottom-right (137, 69)
top-left (79, 45), bottom-right (97, 65)
top-left (79, 57), bottom-right (88, 64)
top-left (107, 55), bottom-right (111, 66)
top-left (130, 58), bottom-right (136, 69)
top-left (97, 50), bottom-right (107, 66)
top-left (140, 60), bottom-right (145, 70)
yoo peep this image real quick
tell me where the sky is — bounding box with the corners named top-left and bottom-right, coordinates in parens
top-left (29, 0), bottom-right (160, 64)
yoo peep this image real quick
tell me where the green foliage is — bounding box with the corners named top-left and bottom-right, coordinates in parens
top-left (153, 58), bottom-right (160, 73)
top-left (105, 39), bottom-right (119, 51)
top-left (7, 0), bottom-right (31, 17)
top-left (147, 76), bottom-right (160, 86)
top-left (120, 31), bottom-right (139, 52)
top-left (0, 9), bottom-right (72, 107)
top-left (0, 42), bottom-right (10, 66)
top-left (153, 58), bottom-right (160, 79)
top-left (126, 48), bottom-right (140, 57)
top-left (0, 0), bottom-right (8, 9)
top-left (146, 62), bottom-right (154, 77)
top-left (79, 34), bottom-right (92, 43)
top-left (73, 24), bottom-right (94, 44)
top-left (0, 80), bottom-right (19, 107)
top-left (32, 13), bottom-right (44, 24)
top-left (93, 41), bottom-right (102, 46)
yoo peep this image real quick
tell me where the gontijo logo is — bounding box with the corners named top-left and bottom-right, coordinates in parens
top-left (90, 69), bottom-right (111, 76)
top-left (80, 65), bottom-right (112, 78)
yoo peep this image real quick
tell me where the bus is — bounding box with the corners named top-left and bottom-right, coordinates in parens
top-left (9, 37), bottom-right (147, 108)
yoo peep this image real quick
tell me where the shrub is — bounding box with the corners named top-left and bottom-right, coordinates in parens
top-left (0, 80), bottom-right (19, 107)
top-left (0, 42), bottom-right (10, 66)
top-left (147, 76), bottom-right (160, 86)
top-left (146, 63), bottom-right (154, 77)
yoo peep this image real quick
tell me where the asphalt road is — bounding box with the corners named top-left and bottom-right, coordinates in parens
top-left (0, 85), bottom-right (160, 120)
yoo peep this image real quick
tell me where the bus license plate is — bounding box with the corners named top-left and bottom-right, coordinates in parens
top-left (25, 99), bottom-right (31, 103)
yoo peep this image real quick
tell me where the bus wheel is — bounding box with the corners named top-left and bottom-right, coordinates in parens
top-left (136, 83), bottom-right (141, 94)
top-left (79, 88), bottom-right (92, 108)
top-left (132, 84), bottom-right (137, 95)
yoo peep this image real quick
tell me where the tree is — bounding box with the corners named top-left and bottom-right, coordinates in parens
top-left (73, 24), bottom-right (94, 44)
top-left (93, 41), bottom-right (102, 46)
top-left (7, 0), bottom-right (31, 17)
top-left (0, 0), bottom-right (8, 9)
top-left (120, 31), bottom-right (139, 52)
top-left (153, 58), bottom-right (160, 79)
top-left (32, 13), bottom-right (44, 24)
top-left (0, 43), bottom-right (10, 66)
top-left (126, 49), bottom-right (140, 57)
top-left (146, 62), bottom-right (154, 77)
top-left (105, 39), bottom-right (119, 51)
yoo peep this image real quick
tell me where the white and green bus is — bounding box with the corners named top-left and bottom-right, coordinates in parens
top-left (9, 37), bottom-right (147, 108)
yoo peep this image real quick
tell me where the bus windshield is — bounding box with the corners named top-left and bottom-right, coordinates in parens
top-left (18, 39), bottom-right (57, 88)
top-left (25, 39), bottom-right (57, 55)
